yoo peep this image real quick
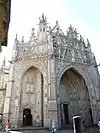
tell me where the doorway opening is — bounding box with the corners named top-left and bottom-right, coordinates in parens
top-left (60, 103), bottom-right (69, 126)
top-left (63, 104), bottom-right (69, 125)
top-left (23, 108), bottom-right (32, 126)
top-left (89, 108), bottom-right (93, 123)
top-left (59, 68), bottom-right (92, 125)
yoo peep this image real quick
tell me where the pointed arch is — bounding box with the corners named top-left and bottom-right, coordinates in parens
top-left (57, 64), bottom-right (97, 125)
top-left (57, 65), bottom-right (92, 89)
top-left (22, 103), bottom-right (33, 110)
top-left (18, 63), bottom-right (46, 127)
top-left (59, 67), bottom-right (92, 125)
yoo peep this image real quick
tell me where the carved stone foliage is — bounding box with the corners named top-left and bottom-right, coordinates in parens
top-left (52, 25), bottom-right (91, 64)
top-left (13, 16), bottom-right (93, 67)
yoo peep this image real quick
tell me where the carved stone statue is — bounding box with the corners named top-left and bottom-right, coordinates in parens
top-left (87, 38), bottom-right (90, 46)
top-left (56, 21), bottom-right (58, 25)
top-left (80, 35), bottom-right (84, 42)
top-left (67, 24), bottom-right (74, 39)
top-left (73, 28), bottom-right (78, 39)
top-left (68, 24), bottom-right (73, 31)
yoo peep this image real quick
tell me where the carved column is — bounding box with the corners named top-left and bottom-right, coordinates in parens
top-left (72, 49), bottom-right (75, 62)
top-left (88, 83), bottom-right (98, 123)
top-left (56, 82), bottom-right (61, 128)
top-left (88, 67), bottom-right (99, 123)
top-left (43, 74), bottom-right (48, 128)
top-left (3, 62), bottom-right (15, 123)
top-left (48, 56), bottom-right (58, 128)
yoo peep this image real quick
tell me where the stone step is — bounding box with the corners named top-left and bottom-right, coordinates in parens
top-left (10, 124), bottom-right (98, 131)
top-left (10, 126), bottom-right (48, 131)
top-left (61, 124), bottom-right (98, 129)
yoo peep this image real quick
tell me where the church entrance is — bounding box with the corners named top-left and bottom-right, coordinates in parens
top-left (60, 103), bottom-right (69, 125)
top-left (23, 108), bottom-right (32, 126)
top-left (20, 67), bottom-right (44, 127)
top-left (59, 68), bottom-right (93, 126)
top-left (63, 104), bottom-right (69, 124)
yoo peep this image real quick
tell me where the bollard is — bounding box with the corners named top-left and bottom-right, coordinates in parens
top-left (73, 116), bottom-right (84, 133)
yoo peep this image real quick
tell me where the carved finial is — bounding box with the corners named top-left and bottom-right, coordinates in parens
top-left (75, 28), bottom-right (77, 32)
top-left (87, 38), bottom-right (90, 46)
top-left (70, 24), bottom-right (72, 28)
top-left (15, 34), bottom-right (18, 40)
top-left (42, 13), bottom-right (44, 20)
top-left (32, 27), bottom-right (35, 32)
top-left (56, 20), bottom-right (58, 25)
top-left (39, 13), bottom-right (47, 23)
top-left (73, 28), bottom-right (78, 38)
top-left (68, 24), bottom-right (73, 32)
top-left (22, 36), bottom-right (24, 43)
top-left (31, 27), bottom-right (35, 36)
top-left (80, 35), bottom-right (84, 42)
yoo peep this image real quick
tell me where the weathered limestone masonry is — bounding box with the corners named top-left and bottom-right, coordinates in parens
top-left (3, 14), bottom-right (100, 128)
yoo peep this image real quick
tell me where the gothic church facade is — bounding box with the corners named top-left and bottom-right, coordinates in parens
top-left (2, 14), bottom-right (100, 128)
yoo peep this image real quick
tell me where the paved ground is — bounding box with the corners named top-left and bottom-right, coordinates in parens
top-left (0, 127), bottom-right (99, 133)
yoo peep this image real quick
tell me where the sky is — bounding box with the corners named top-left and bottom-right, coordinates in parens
top-left (0, 0), bottom-right (100, 69)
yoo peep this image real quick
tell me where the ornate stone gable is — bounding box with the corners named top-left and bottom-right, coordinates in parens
top-left (52, 24), bottom-right (93, 65)
top-left (12, 15), bottom-right (96, 70)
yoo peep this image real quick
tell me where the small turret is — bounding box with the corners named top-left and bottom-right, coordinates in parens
top-left (87, 38), bottom-right (91, 51)
top-left (13, 34), bottom-right (18, 50)
top-left (12, 34), bottom-right (19, 60)
top-left (37, 13), bottom-right (48, 42)
top-left (21, 36), bottom-right (24, 43)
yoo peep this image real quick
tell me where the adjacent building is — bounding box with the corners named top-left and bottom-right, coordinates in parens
top-left (0, 0), bottom-right (11, 51)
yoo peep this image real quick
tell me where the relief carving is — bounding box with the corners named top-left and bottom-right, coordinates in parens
top-left (25, 76), bottom-right (36, 94)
